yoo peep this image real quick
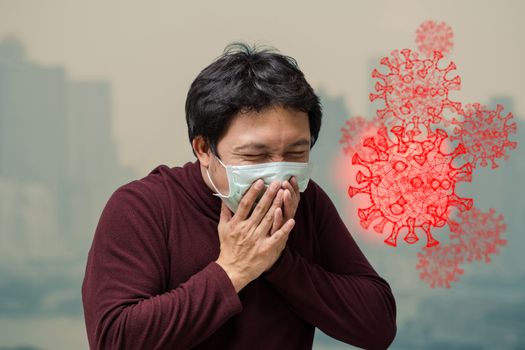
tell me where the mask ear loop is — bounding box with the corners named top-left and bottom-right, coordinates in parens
top-left (206, 151), bottom-right (230, 197)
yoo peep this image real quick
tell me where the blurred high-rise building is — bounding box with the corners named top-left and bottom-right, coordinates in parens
top-left (0, 34), bottom-right (137, 266)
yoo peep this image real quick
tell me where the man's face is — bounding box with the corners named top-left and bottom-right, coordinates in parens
top-left (201, 104), bottom-right (311, 197)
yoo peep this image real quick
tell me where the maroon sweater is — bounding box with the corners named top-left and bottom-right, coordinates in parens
top-left (81, 159), bottom-right (397, 350)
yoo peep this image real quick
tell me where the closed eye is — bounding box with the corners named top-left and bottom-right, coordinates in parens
top-left (243, 151), bottom-right (306, 158)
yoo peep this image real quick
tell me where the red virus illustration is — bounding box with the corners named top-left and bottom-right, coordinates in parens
top-left (448, 206), bottom-right (507, 263)
top-left (347, 125), bottom-right (473, 247)
top-left (415, 20), bottom-right (454, 58)
top-left (369, 48), bottom-right (462, 138)
top-left (416, 242), bottom-right (465, 288)
top-left (341, 21), bottom-right (514, 286)
top-left (339, 116), bottom-right (382, 161)
top-left (416, 206), bottom-right (507, 288)
top-left (450, 103), bottom-right (518, 169)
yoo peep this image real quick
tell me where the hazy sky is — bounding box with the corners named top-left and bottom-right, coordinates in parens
top-left (1, 0), bottom-right (524, 173)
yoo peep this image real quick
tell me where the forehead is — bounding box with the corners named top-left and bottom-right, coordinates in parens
top-left (220, 105), bottom-right (311, 150)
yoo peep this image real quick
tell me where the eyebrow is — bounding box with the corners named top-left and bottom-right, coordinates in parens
top-left (233, 138), bottom-right (311, 152)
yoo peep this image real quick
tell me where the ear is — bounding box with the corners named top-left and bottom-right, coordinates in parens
top-left (193, 136), bottom-right (212, 167)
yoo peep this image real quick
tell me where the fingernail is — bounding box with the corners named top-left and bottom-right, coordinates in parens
top-left (255, 179), bottom-right (263, 189)
top-left (271, 181), bottom-right (280, 190)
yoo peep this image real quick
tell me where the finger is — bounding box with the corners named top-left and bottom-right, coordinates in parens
top-left (290, 176), bottom-right (300, 193)
top-left (274, 188), bottom-right (284, 209)
top-left (269, 189), bottom-right (284, 234)
top-left (232, 178), bottom-right (265, 223)
top-left (283, 188), bottom-right (294, 217)
top-left (220, 200), bottom-right (232, 222)
top-left (282, 179), bottom-right (298, 202)
top-left (270, 207), bottom-right (283, 236)
top-left (248, 180), bottom-right (281, 227)
top-left (269, 218), bottom-right (295, 243)
top-left (255, 188), bottom-right (283, 238)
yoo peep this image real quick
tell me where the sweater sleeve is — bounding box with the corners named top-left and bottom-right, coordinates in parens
top-left (81, 184), bottom-right (243, 350)
top-left (261, 181), bottom-right (397, 350)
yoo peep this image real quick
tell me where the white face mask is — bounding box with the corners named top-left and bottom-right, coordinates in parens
top-left (206, 153), bottom-right (312, 213)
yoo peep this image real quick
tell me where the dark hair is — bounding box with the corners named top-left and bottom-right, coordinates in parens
top-left (185, 41), bottom-right (323, 158)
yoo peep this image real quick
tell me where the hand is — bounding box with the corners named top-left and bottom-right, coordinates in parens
top-left (215, 179), bottom-right (295, 292)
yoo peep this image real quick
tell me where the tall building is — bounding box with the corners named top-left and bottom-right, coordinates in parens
top-left (0, 35), bottom-right (68, 189)
top-left (0, 34), bottom-right (137, 267)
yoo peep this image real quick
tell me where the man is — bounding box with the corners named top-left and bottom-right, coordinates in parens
top-left (81, 42), bottom-right (397, 350)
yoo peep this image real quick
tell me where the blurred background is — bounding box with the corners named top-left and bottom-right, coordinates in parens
top-left (0, 0), bottom-right (524, 349)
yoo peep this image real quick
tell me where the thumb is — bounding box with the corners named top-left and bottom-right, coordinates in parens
top-left (220, 200), bottom-right (232, 222)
